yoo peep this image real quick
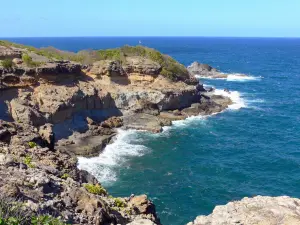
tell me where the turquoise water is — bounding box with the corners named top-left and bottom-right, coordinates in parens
top-left (5, 37), bottom-right (300, 224)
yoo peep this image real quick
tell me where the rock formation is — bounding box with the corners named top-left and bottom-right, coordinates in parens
top-left (187, 61), bottom-right (247, 79)
top-left (0, 41), bottom-right (236, 224)
top-left (187, 196), bottom-right (300, 225)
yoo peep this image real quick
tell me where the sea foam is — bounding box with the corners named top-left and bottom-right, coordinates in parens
top-left (213, 89), bottom-right (246, 110)
top-left (195, 74), bottom-right (261, 82)
top-left (77, 129), bottom-right (150, 185)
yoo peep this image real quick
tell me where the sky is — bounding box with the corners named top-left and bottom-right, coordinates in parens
top-left (1, 0), bottom-right (300, 37)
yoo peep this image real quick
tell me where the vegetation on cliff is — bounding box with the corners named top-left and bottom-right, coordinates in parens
top-left (0, 40), bottom-right (189, 81)
top-left (0, 59), bottom-right (14, 69)
top-left (0, 198), bottom-right (66, 225)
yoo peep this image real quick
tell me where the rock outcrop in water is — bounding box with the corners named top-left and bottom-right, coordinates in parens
top-left (187, 61), bottom-right (247, 79)
top-left (187, 196), bottom-right (300, 225)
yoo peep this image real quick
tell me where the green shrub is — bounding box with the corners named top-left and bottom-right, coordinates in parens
top-left (23, 156), bottom-right (35, 168)
top-left (28, 142), bottom-right (37, 148)
top-left (97, 49), bottom-right (122, 61)
top-left (61, 174), bottom-right (70, 179)
top-left (1, 59), bottom-right (13, 69)
top-left (114, 198), bottom-right (126, 208)
top-left (31, 215), bottom-right (67, 225)
top-left (83, 183), bottom-right (107, 195)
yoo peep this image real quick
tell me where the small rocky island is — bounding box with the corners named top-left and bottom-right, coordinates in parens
top-left (187, 61), bottom-right (248, 79)
top-left (0, 41), bottom-right (297, 224)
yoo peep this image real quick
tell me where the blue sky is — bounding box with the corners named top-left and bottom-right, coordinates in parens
top-left (1, 0), bottom-right (300, 37)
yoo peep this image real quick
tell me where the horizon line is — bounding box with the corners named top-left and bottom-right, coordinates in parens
top-left (1, 36), bottom-right (300, 39)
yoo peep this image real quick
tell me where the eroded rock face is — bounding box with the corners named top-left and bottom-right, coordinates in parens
top-left (123, 57), bottom-right (162, 75)
top-left (36, 61), bottom-right (82, 81)
top-left (88, 57), bottom-right (162, 77)
top-left (187, 196), bottom-right (300, 225)
top-left (88, 60), bottom-right (126, 76)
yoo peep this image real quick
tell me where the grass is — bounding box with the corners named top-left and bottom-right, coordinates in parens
top-left (0, 40), bottom-right (190, 80)
top-left (83, 183), bottom-right (107, 196)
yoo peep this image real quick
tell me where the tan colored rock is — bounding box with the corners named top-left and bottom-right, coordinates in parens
top-left (39, 123), bottom-right (55, 150)
top-left (12, 58), bottom-right (23, 64)
top-left (89, 60), bottom-right (125, 77)
top-left (100, 116), bottom-right (123, 128)
top-left (187, 196), bottom-right (300, 225)
top-left (123, 56), bottom-right (162, 75)
top-left (9, 99), bottom-right (45, 126)
top-left (128, 195), bottom-right (156, 215)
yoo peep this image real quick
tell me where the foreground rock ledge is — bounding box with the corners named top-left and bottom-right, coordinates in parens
top-left (187, 196), bottom-right (300, 225)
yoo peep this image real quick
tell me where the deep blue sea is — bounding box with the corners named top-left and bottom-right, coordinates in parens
top-left (4, 37), bottom-right (300, 225)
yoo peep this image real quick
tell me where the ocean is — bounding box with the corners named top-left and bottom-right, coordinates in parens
top-left (4, 37), bottom-right (300, 225)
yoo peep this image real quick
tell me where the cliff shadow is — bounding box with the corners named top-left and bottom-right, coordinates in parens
top-left (109, 75), bottom-right (131, 85)
top-left (0, 88), bottom-right (19, 122)
top-left (53, 94), bottom-right (123, 140)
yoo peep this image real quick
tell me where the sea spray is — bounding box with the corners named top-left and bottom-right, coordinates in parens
top-left (213, 89), bottom-right (246, 110)
top-left (78, 129), bottom-right (150, 185)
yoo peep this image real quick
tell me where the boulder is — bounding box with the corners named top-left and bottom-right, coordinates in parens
top-left (100, 116), bottom-right (123, 128)
top-left (187, 196), bottom-right (300, 225)
top-left (187, 62), bottom-right (216, 75)
top-left (128, 195), bottom-right (156, 215)
top-left (39, 123), bottom-right (55, 150)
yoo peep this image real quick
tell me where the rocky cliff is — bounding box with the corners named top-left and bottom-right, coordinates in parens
top-left (0, 41), bottom-right (238, 224)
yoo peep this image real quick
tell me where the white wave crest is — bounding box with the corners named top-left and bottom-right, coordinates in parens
top-left (195, 74), bottom-right (261, 82)
top-left (213, 89), bottom-right (246, 110)
top-left (77, 129), bottom-right (150, 185)
top-left (227, 74), bottom-right (261, 82)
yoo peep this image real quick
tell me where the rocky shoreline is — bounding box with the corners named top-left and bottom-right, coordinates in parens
top-left (187, 196), bottom-right (300, 225)
top-left (0, 41), bottom-right (296, 225)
